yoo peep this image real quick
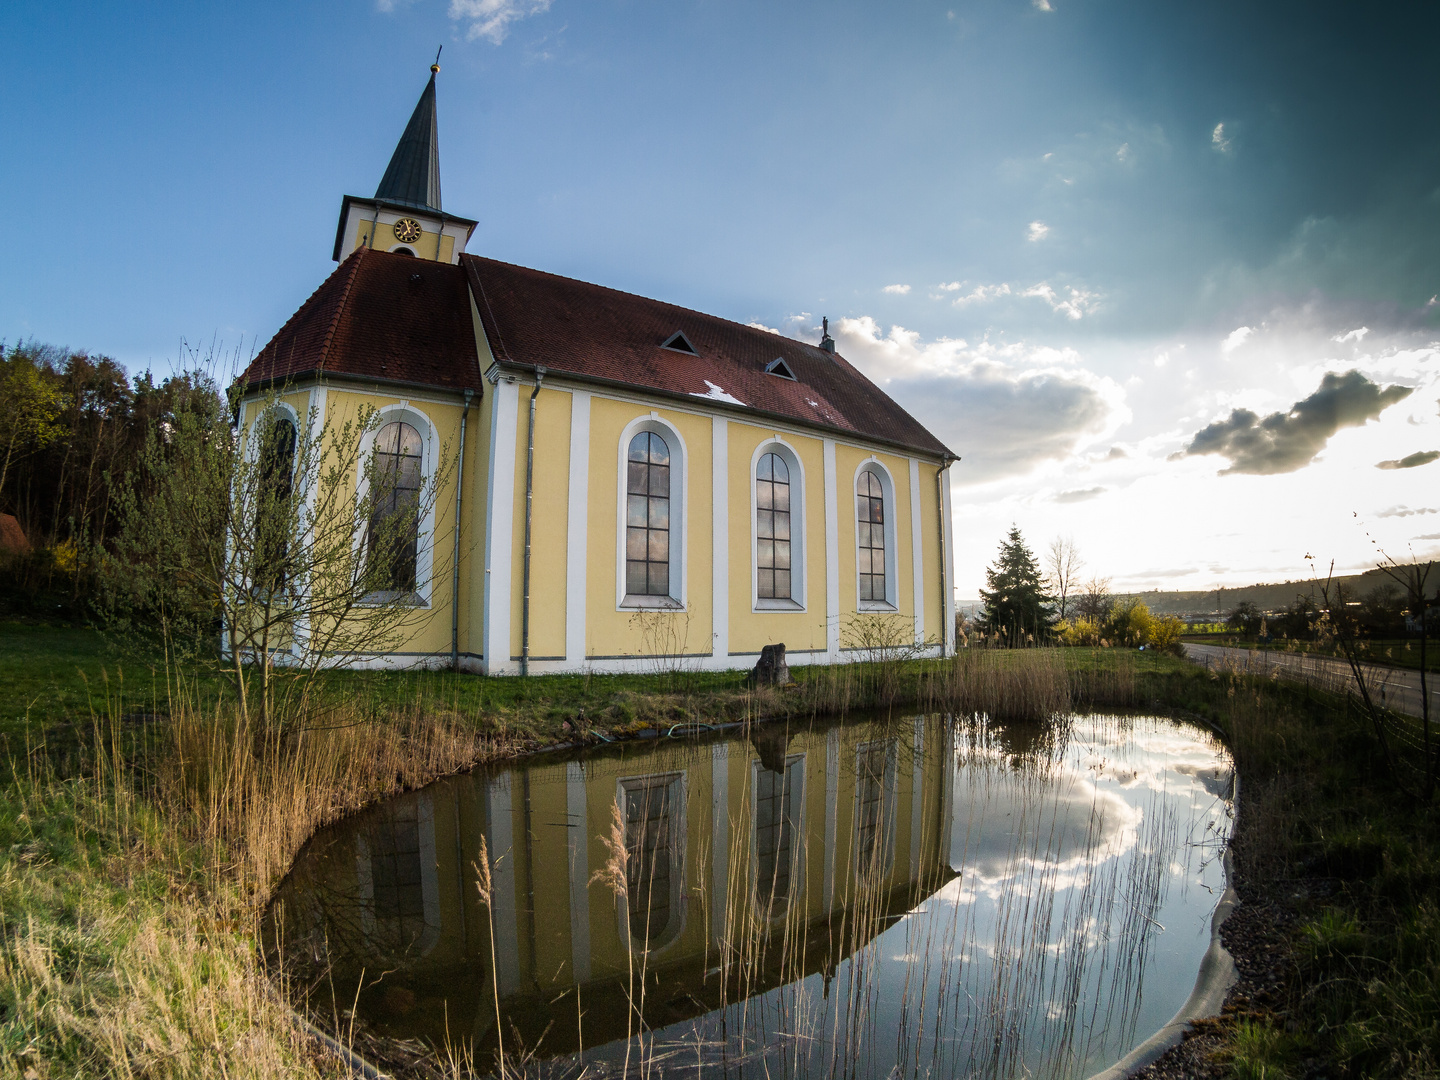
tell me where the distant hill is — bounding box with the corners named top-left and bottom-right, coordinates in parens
top-left (1116, 568), bottom-right (1400, 618)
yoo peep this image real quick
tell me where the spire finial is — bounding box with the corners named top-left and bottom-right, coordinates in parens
top-left (431, 44), bottom-right (442, 74)
top-left (819, 316), bottom-right (836, 353)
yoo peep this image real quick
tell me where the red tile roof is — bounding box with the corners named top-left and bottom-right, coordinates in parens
top-left (243, 247), bottom-right (953, 459)
top-left (241, 247), bottom-right (481, 392)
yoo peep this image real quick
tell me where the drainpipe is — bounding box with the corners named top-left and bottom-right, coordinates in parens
top-left (520, 367), bottom-right (546, 676)
top-left (937, 458), bottom-right (952, 655)
top-left (451, 389), bottom-right (474, 671)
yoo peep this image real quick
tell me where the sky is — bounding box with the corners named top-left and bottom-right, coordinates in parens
top-left (3, 0), bottom-right (1438, 601)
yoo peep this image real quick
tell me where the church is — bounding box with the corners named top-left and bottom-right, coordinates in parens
top-left (238, 64), bottom-right (958, 675)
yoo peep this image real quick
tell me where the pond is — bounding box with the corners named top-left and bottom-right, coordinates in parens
top-left (267, 713), bottom-right (1233, 1079)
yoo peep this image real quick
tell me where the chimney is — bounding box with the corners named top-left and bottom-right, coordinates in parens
top-left (819, 316), bottom-right (835, 353)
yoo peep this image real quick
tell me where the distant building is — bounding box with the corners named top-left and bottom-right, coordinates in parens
top-left (237, 65), bottom-right (957, 674)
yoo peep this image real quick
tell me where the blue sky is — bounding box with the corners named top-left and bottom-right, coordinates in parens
top-left (4, 0), bottom-right (1438, 598)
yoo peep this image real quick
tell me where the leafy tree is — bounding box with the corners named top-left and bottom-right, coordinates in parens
top-left (1226, 601), bottom-right (1262, 637)
top-left (0, 343), bottom-right (65, 509)
top-left (978, 526), bottom-right (1056, 646)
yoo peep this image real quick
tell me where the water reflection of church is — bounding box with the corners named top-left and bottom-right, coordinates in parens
top-left (273, 717), bottom-right (957, 1054)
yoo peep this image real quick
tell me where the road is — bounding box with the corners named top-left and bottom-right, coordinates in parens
top-left (1182, 643), bottom-right (1437, 721)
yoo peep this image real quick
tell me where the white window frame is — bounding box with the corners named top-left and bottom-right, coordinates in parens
top-left (750, 437), bottom-right (807, 612)
top-left (614, 771), bottom-right (688, 955)
top-left (616, 413), bottom-right (687, 610)
top-left (750, 752), bottom-right (807, 920)
top-left (355, 402), bottom-right (440, 607)
top-left (853, 458), bottom-right (899, 611)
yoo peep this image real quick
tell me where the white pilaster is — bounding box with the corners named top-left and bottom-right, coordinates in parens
top-left (485, 772), bottom-right (520, 996)
top-left (823, 439), bottom-right (840, 660)
top-left (910, 719), bottom-right (924, 879)
top-left (483, 378), bottom-right (520, 674)
top-left (909, 457), bottom-right (925, 646)
top-left (710, 744), bottom-right (729, 948)
top-left (823, 728), bottom-right (839, 907)
top-left (565, 762), bottom-right (591, 983)
top-left (712, 417), bottom-right (729, 660)
top-left (941, 467), bottom-right (956, 655)
top-left (565, 391), bottom-right (591, 666)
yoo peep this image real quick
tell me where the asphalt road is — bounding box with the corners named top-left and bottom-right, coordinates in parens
top-left (1182, 642), bottom-right (1437, 721)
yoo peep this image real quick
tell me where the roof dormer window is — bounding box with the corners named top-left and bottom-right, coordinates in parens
top-left (661, 331), bottom-right (699, 355)
top-left (765, 357), bottom-right (797, 381)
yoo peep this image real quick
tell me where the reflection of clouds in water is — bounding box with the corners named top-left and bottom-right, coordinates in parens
top-left (947, 766), bottom-right (1143, 901)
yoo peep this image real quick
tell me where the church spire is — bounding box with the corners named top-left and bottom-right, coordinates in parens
top-left (374, 59), bottom-right (443, 212)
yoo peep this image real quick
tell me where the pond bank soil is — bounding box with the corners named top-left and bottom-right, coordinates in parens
top-left (1133, 783), bottom-right (1302, 1079)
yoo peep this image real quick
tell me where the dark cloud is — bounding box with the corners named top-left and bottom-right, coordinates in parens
top-left (1053, 486), bottom-right (1107, 503)
top-left (1180, 370), bottom-right (1412, 475)
top-left (1105, 446), bottom-right (1128, 460)
top-left (1376, 450), bottom-right (1440, 470)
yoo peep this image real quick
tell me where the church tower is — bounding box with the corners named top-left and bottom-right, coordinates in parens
top-left (332, 61), bottom-right (478, 264)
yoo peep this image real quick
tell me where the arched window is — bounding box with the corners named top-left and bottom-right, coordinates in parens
top-left (368, 421), bottom-right (423, 593)
top-left (618, 773), bottom-right (686, 953)
top-left (753, 754), bottom-right (805, 918)
top-left (254, 415), bottom-right (296, 593)
top-left (756, 453), bottom-right (791, 600)
top-left (857, 468), bottom-right (887, 603)
top-left (626, 431), bottom-right (671, 597)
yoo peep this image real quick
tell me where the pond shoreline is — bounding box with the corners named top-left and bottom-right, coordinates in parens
top-left (281, 704), bottom-right (1242, 1080)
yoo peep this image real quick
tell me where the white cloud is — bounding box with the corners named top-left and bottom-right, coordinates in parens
top-left (1333, 326), bottom-right (1370, 343)
top-left (1021, 282), bottom-right (1098, 320)
top-left (807, 316), bottom-right (1128, 483)
top-left (1116, 142), bottom-right (1131, 164)
top-left (1211, 122), bottom-right (1231, 153)
top-left (1220, 325), bottom-right (1253, 353)
top-left (449, 0), bottom-right (551, 43)
top-left (951, 282), bottom-right (1012, 306)
top-left (1027, 220), bottom-right (1050, 242)
top-left (883, 283), bottom-right (911, 295)
top-left (1033, 0), bottom-right (1054, 10)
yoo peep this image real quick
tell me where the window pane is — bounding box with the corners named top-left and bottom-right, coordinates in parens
top-left (628, 494), bottom-right (648, 527)
top-left (775, 569), bottom-right (790, 598)
top-left (647, 433), bottom-right (670, 465)
top-left (757, 538), bottom-right (774, 567)
top-left (774, 483), bottom-right (789, 512)
top-left (628, 461), bottom-right (648, 495)
top-left (757, 482), bottom-right (773, 510)
top-left (628, 434), bottom-right (649, 462)
top-left (649, 497), bottom-right (669, 529)
top-left (870, 499), bottom-right (885, 524)
top-left (650, 465), bottom-right (670, 497)
top-left (773, 511), bottom-right (790, 541)
top-left (627, 560), bottom-right (648, 594)
top-left (648, 563), bottom-right (669, 595)
top-left (648, 529), bottom-right (669, 562)
top-left (774, 540), bottom-right (790, 570)
top-left (758, 568), bottom-right (774, 598)
top-left (757, 509), bottom-right (773, 538)
top-left (627, 527), bottom-right (647, 559)
top-left (758, 454), bottom-right (772, 481)
top-left (772, 455), bottom-right (789, 483)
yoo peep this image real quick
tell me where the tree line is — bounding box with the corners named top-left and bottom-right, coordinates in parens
top-left (967, 526), bottom-right (1184, 651)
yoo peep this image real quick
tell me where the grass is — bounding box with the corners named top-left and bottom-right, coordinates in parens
top-left (1, 620), bottom-right (1438, 1078)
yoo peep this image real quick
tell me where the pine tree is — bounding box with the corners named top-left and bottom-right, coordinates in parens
top-left (978, 525), bottom-right (1056, 646)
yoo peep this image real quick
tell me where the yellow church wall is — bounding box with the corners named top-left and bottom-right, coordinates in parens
top-left (582, 396), bottom-right (714, 661)
top-left (464, 383), bottom-right (494, 666)
top-left (349, 220), bottom-right (454, 262)
top-left (725, 421), bottom-right (829, 657)
top-left (506, 385), bottom-right (572, 661)
top-left (833, 442), bottom-right (918, 646)
top-left (918, 461), bottom-right (943, 645)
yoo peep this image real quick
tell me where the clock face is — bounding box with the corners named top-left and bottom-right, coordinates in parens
top-left (392, 218), bottom-right (423, 244)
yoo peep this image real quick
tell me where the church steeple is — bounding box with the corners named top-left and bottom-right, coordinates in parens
top-left (374, 66), bottom-right (443, 212)
top-left (332, 58), bottom-right (477, 264)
